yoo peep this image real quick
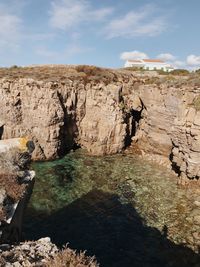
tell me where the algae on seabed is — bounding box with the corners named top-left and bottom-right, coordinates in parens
top-left (24, 149), bottom-right (200, 267)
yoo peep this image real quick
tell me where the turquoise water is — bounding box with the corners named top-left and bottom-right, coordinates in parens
top-left (24, 149), bottom-right (200, 267)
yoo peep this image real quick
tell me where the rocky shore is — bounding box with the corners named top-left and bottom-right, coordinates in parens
top-left (0, 237), bottom-right (98, 267)
top-left (0, 66), bottom-right (200, 265)
top-left (0, 138), bottom-right (98, 266)
top-left (0, 65), bottom-right (200, 183)
top-left (0, 138), bottom-right (35, 244)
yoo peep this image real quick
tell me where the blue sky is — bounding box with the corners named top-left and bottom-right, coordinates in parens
top-left (0, 0), bottom-right (200, 69)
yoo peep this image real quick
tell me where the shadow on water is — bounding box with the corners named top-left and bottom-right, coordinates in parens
top-left (24, 189), bottom-right (200, 267)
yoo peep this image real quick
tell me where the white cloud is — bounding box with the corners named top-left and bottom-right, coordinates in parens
top-left (120, 50), bottom-right (148, 60)
top-left (104, 4), bottom-right (167, 39)
top-left (186, 55), bottom-right (200, 66)
top-left (0, 12), bottom-right (22, 45)
top-left (35, 47), bottom-right (60, 59)
top-left (64, 43), bottom-right (92, 57)
top-left (0, 0), bottom-right (27, 15)
top-left (35, 43), bottom-right (93, 61)
top-left (49, 0), bottom-right (113, 30)
top-left (119, 50), bottom-right (199, 70)
top-left (173, 60), bottom-right (186, 68)
top-left (157, 53), bottom-right (176, 61)
top-left (26, 33), bottom-right (56, 41)
top-left (155, 53), bottom-right (189, 69)
top-left (0, 1), bottom-right (28, 54)
top-left (156, 53), bottom-right (185, 69)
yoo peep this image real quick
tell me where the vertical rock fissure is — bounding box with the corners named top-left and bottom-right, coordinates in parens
top-left (131, 109), bottom-right (143, 136)
top-left (124, 107), bottom-right (143, 148)
top-left (0, 125), bottom-right (4, 140)
top-left (169, 147), bottom-right (181, 177)
top-left (57, 91), bottom-right (79, 156)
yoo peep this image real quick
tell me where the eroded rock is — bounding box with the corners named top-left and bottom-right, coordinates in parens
top-left (1, 66), bottom-right (200, 182)
top-left (0, 138), bottom-right (35, 244)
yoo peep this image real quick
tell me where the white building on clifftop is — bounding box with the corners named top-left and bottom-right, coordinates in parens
top-left (124, 59), bottom-right (174, 72)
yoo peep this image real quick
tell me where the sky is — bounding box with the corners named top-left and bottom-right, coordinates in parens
top-left (0, 0), bottom-right (200, 69)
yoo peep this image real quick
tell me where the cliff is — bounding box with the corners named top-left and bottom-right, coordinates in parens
top-left (0, 66), bottom-right (140, 159)
top-left (126, 80), bottom-right (200, 185)
top-left (0, 65), bottom-right (200, 183)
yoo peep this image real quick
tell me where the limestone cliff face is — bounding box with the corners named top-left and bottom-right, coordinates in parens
top-left (128, 83), bottom-right (200, 183)
top-left (0, 71), bottom-right (140, 159)
top-left (0, 79), bottom-right (64, 160)
top-left (0, 66), bottom-right (200, 182)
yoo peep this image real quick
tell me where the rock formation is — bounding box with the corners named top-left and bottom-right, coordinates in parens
top-left (0, 137), bottom-right (99, 266)
top-left (0, 237), bottom-right (98, 267)
top-left (0, 67), bottom-right (140, 159)
top-left (127, 82), bottom-right (200, 184)
top-left (0, 237), bottom-right (58, 267)
top-left (0, 65), bottom-right (200, 183)
top-left (0, 138), bottom-right (35, 244)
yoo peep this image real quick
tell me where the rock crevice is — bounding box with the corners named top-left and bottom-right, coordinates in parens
top-left (1, 67), bottom-right (200, 182)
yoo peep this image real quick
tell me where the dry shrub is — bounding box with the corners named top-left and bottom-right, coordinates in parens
top-left (0, 148), bottom-right (29, 220)
top-left (0, 65), bottom-right (197, 86)
top-left (0, 64), bottom-right (119, 84)
top-left (75, 65), bottom-right (101, 76)
top-left (75, 65), bottom-right (117, 84)
top-left (0, 173), bottom-right (26, 202)
top-left (45, 247), bottom-right (99, 267)
top-left (124, 67), bottom-right (144, 72)
top-left (0, 66), bottom-right (78, 81)
top-left (0, 173), bottom-right (26, 221)
top-left (170, 69), bottom-right (190, 76)
top-left (0, 65), bottom-right (116, 84)
top-left (156, 69), bottom-right (170, 75)
top-left (157, 69), bottom-right (190, 76)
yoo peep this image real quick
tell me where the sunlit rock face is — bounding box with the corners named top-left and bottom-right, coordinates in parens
top-left (0, 138), bottom-right (35, 244)
top-left (0, 65), bottom-right (200, 182)
top-left (129, 83), bottom-right (200, 184)
top-left (0, 69), bottom-right (141, 159)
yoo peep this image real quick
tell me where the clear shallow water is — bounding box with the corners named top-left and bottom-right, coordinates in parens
top-left (24, 150), bottom-right (200, 267)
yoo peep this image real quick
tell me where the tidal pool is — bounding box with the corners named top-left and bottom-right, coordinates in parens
top-left (24, 149), bottom-right (200, 267)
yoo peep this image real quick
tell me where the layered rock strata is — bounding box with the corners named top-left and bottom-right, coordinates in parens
top-left (0, 66), bottom-right (200, 182)
top-left (0, 69), bottom-right (140, 159)
top-left (128, 84), bottom-right (200, 184)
